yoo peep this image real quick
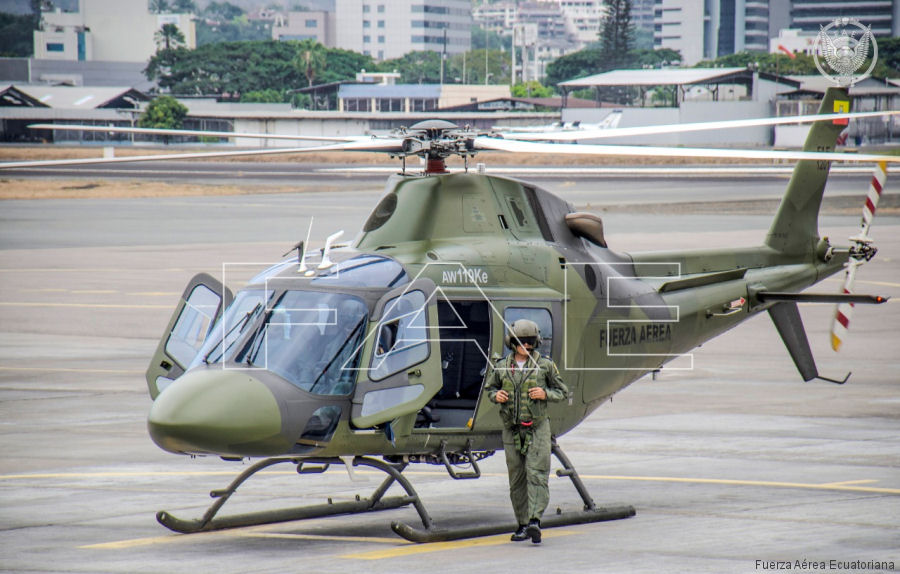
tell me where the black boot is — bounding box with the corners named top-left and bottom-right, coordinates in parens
top-left (526, 519), bottom-right (541, 544)
top-left (510, 524), bottom-right (529, 541)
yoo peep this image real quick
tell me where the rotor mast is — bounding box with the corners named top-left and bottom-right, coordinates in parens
top-left (392, 120), bottom-right (479, 175)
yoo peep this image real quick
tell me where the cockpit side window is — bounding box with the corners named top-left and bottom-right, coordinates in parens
top-left (370, 290), bottom-right (429, 381)
top-left (165, 284), bottom-right (220, 369)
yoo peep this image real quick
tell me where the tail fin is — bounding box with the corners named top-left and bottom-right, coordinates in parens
top-left (765, 87), bottom-right (851, 255)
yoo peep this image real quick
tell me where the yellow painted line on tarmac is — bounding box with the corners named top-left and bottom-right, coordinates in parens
top-left (81, 534), bottom-right (196, 550)
top-left (128, 291), bottom-right (180, 297)
top-left (238, 532), bottom-right (407, 545)
top-left (0, 470), bottom-right (258, 480)
top-left (80, 529), bottom-right (405, 550)
top-left (0, 366), bottom-right (143, 374)
top-left (341, 529), bottom-right (580, 560)
top-left (579, 474), bottom-right (900, 495)
top-left (70, 289), bottom-right (118, 294)
top-left (3, 470), bottom-right (897, 496)
top-left (0, 301), bottom-right (170, 309)
top-left (819, 479), bottom-right (879, 487)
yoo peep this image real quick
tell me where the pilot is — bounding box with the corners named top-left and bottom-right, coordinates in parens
top-left (484, 319), bottom-right (568, 544)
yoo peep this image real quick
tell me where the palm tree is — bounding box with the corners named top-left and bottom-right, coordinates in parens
top-left (154, 23), bottom-right (185, 52)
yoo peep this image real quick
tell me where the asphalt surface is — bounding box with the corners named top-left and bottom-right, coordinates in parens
top-left (1, 172), bottom-right (898, 573)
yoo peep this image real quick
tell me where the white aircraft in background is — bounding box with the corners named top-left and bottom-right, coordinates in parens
top-left (493, 109), bottom-right (623, 137)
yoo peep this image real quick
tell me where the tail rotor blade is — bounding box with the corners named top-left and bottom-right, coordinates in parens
top-left (830, 260), bottom-right (859, 352)
top-left (832, 161), bottom-right (888, 352)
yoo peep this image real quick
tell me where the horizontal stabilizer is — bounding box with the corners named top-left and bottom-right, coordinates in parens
top-left (658, 268), bottom-right (747, 293)
top-left (758, 292), bottom-right (888, 305)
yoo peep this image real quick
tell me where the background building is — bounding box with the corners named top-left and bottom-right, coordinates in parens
top-left (34, 0), bottom-right (196, 63)
top-left (332, 0), bottom-right (471, 61)
top-left (656, 0), bottom-right (897, 66)
top-left (473, 0), bottom-right (604, 82)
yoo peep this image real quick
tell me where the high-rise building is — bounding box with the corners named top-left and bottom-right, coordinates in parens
top-left (706, 0), bottom-right (770, 58)
top-left (473, 1), bottom-right (604, 80)
top-left (333, 0), bottom-right (471, 61)
top-left (653, 0), bottom-right (705, 65)
top-left (655, 0), bottom-right (897, 66)
top-left (790, 0), bottom-right (898, 37)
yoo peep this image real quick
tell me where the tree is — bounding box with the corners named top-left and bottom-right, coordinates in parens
top-left (241, 89), bottom-right (286, 103)
top-left (511, 81), bottom-right (554, 98)
top-left (600, 0), bottom-right (634, 70)
top-left (143, 40), bottom-right (374, 99)
top-left (149, 0), bottom-right (171, 14)
top-left (0, 12), bottom-right (35, 56)
top-left (293, 40), bottom-right (326, 87)
top-left (203, 1), bottom-right (244, 22)
top-left (138, 96), bottom-right (189, 142)
top-left (172, 0), bottom-right (196, 13)
top-left (379, 51), bottom-right (442, 84)
top-left (155, 23), bottom-right (185, 51)
top-left (544, 47), bottom-right (605, 87)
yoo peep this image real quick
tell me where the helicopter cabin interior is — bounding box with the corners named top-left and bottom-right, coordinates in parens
top-left (413, 300), bottom-right (554, 430)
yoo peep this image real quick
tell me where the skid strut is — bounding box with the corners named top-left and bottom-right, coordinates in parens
top-left (157, 442), bottom-right (634, 542)
top-left (157, 456), bottom-right (431, 534)
top-left (391, 439), bottom-right (635, 543)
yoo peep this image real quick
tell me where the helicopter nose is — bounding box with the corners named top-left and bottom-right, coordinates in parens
top-left (147, 369), bottom-right (291, 456)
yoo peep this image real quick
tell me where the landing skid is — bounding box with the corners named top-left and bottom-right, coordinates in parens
top-left (156, 441), bottom-right (635, 542)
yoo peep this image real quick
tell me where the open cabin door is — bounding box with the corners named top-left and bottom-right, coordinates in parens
top-left (350, 278), bottom-right (441, 431)
top-left (146, 273), bottom-right (232, 399)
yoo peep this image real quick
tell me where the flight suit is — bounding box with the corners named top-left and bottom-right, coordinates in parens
top-left (485, 351), bottom-right (568, 526)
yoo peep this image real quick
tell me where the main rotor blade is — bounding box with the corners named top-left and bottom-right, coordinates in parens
top-left (28, 123), bottom-right (367, 143)
top-left (472, 136), bottom-right (900, 164)
top-left (0, 139), bottom-right (404, 170)
top-left (502, 110), bottom-right (900, 142)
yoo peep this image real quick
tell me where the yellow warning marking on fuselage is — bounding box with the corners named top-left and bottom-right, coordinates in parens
top-left (341, 529), bottom-right (580, 560)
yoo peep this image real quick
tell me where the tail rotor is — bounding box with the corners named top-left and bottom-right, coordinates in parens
top-left (831, 161), bottom-right (887, 351)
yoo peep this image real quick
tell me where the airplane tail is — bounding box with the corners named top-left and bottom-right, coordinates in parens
top-left (765, 87), bottom-right (851, 255)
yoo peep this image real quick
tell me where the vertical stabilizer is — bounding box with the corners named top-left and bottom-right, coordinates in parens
top-left (765, 87), bottom-right (851, 255)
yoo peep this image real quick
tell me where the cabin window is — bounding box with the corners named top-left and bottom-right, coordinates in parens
top-left (503, 307), bottom-right (553, 357)
top-left (370, 290), bottom-right (429, 381)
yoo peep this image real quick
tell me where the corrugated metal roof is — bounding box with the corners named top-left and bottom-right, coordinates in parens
top-left (338, 84), bottom-right (441, 98)
top-left (560, 68), bottom-right (748, 87)
top-left (785, 75), bottom-right (899, 95)
top-left (11, 85), bottom-right (145, 109)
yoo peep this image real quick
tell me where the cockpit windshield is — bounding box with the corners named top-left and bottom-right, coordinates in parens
top-left (191, 289), bottom-right (272, 369)
top-left (237, 291), bottom-right (367, 396)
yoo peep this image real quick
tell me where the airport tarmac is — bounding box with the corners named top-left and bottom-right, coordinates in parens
top-left (0, 174), bottom-right (898, 573)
